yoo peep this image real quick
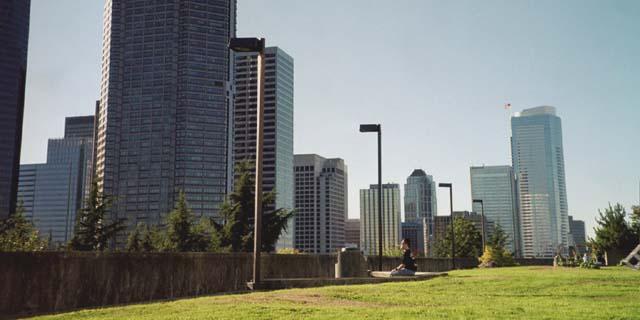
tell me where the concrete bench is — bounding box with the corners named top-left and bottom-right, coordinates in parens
top-left (370, 271), bottom-right (448, 279)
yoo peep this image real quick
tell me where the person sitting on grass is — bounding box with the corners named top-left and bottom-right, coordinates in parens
top-left (391, 238), bottom-right (417, 276)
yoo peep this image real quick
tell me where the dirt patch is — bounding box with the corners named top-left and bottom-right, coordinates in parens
top-left (212, 291), bottom-right (385, 308)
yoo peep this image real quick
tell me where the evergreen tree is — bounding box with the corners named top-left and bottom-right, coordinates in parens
top-left (592, 203), bottom-right (636, 258)
top-left (0, 202), bottom-right (48, 252)
top-left (166, 191), bottom-right (199, 252)
top-left (125, 223), bottom-right (159, 252)
top-left (214, 161), bottom-right (294, 252)
top-left (435, 217), bottom-right (482, 258)
top-left (488, 224), bottom-right (509, 250)
top-left (69, 181), bottom-right (125, 251)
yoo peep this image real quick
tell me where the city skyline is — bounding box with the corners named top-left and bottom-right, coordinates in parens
top-left (19, 0), bottom-right (640, 237)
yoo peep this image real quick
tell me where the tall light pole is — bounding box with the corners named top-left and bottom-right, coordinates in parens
top-left (229, 37), bottom-right (266, 288)
top-left (439, 183), bottom-right (455, 269)
top-left (473, 199), bottom-right (486, 253)
top-left (359, 123), bottom-right (382, 271)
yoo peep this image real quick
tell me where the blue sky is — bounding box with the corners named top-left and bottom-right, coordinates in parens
top-left (22, 0), bottom-right (640, 236)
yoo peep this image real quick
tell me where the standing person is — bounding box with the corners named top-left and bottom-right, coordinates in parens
top-left (391, 238), bottom-right (417, 276)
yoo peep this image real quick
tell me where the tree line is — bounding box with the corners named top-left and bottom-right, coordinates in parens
top-left (0, 162), bottom-right (293, 253)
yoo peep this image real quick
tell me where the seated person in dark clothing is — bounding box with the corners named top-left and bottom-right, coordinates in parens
top-left (391, 238), bottom-right (417, 276)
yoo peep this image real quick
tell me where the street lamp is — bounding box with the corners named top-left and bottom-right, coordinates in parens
top-left (229, 37), bottom-right (266, 289)
top-left (438, 183), bottom-right (455, 269)
top-left (359, 123), bottom-right (382, 271)
top-left (473, 199), bottom-right (486, 253)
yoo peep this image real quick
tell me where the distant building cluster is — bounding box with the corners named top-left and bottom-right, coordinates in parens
top-left (1, 1), bottom-right (586, 257)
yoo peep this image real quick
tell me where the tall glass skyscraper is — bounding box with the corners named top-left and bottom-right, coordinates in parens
top-left (95, 0), bottom-right (236, 239)
top-left (0, 0), bottom-right (30, 217)
top-left (470, 165), bottom-right (520, 256)
top-left (360, 183), bottom-right (401, 256)
top-left (511, 106), bottom-right (569, 257)
top-left (404, 169), bottom-right (436, 255)
top-left (18, 117), bottom-right (94, 245)
top-left (234, 47), bottom-right (294, 249)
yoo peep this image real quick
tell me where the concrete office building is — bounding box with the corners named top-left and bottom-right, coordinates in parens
top-left (0, 0), bottom-right (31, 217)
top-left (512, 106), bottom-right (569, 257)
top-left (293, 154), bottom-right (348, 253)
top-left (345, 218), bottom-right (360, 248)
top-left (234, 47), bottom-right (294, 249)
top-left (470, 165), bottom-right (520, 255)
top-left (360, 183), bottom-right (401, 256)
top-left (94, 0), bottom-right (237, 240)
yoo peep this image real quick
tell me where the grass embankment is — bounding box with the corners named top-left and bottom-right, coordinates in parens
top-left (33, 266), bottom-right (640, 319)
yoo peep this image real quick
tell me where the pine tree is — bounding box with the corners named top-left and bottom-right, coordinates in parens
top-left (70, 181), bottom-right (125, 251)
top-left (0, 202), bottom-right (48, 252)
top-left (488, 224), bottom-right (509, 250)
top-left (214, 161), bottom-right (294, 252)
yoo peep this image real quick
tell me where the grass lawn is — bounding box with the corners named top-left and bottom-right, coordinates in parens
top-left (33, 266), bottom-right (640, 320)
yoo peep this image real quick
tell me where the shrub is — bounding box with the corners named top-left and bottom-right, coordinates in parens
top-left (478, 246), bottom-right (516, 268)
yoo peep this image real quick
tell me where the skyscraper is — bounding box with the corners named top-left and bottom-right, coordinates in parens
top-left (404, 169), bottom-right (437, 223)
top-left (293, 154), bottom-right (348, 253)
top-left (404, 169), bottom-right (437, 254)
top-left (401, 220), bottom-right (426, 255)
top-left (345, 218), bottom-right (360, 248)
top-left (470, 165), bottom-right (520, 255)
top-left (234, 46), bottom-right (294, 249)
top-left (568, 215), bottom-right (586, 253)
top-left (95, 0), bottom-right (236, 238)
top-left (17, 116), bottom-right (94, 245)
top-left (511, 106), bottom-right (569, 257)
top-left (0, 0), bottom-right (30, 217)
top-left (360, 183), bottom-right (401, 256)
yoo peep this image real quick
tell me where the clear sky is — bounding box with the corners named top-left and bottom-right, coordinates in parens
top-left (22, 0), bottom-right (640, 237)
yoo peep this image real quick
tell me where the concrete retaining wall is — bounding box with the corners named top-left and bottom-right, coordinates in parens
top-left (0, 252), bottom-right (335, 317)
top-left (0, 252), bottom-right (553, 317)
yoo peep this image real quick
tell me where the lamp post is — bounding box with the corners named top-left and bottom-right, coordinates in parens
top-left (438, 183), bottom-right (455, 269)
top-left (473, 199), bottom-right (486, 253)
top-left (359, 123), bottom-right (382, 271)
top-left (229, 37), bottom-right (266, 288)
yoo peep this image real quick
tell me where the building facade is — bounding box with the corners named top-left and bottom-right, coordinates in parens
top-left (293, 154), bottom-right (348, 253)
top-left (234, 47), bottom-right (294, 249)
top-left (568, 215), bottom-right (586, 253)
top-left (512, 106), bottom-right (569, 257)
top-left (94, 0), bottom-right (237, 240)
top-left (0, 0), bottom-right (30, 217)
top-left (401, 220), bottom-right (426, 256)
top-left (470, 165), bottom-right (520, 255)
top-left (360, 183), bottom-right (401, 256)
top-left (345, 218), bottom-right (360, 248)
top-left (404, 169), bottom-right (437, 255)
top-left (17, 117), bottom-right (94, 245)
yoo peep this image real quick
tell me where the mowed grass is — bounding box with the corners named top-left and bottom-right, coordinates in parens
top-left (32, 266), bottom-right (640, 320)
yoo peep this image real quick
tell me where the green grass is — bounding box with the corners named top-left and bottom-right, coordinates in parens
top-left (33, 267), bottom-right (640, 320)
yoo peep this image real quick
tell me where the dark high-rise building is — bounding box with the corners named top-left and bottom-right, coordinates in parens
top-left (568, 215), bottom-right (586, 253)
top-left (402, 220), bottom-right (426, 256)
top-left (234, 46), bottom-right (294, 249)
top-left (95, 0), bottom-right (237, 239)
top-left (0, 0), bottom-right (31, 217)
top-left (64, 115), bottom-right (95, 139)
top-left (345, 218), bottom-right (360, 248)
top-left (18, 116), bottom-right (94, 245)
